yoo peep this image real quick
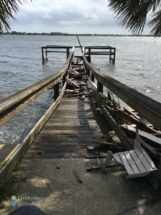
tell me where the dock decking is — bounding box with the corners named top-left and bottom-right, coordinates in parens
top-left (25, 65), bottom-right (113, 159)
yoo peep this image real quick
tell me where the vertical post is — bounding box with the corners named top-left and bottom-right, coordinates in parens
top-left (109, 48), bottom-right (112, 62)
top-left (45, 48), bottom-right (48, 61)
top-left (86, 68), bottom-right (90, 76)
top-left (91, 73), bottom-right (94, 82)
top-left (63, 71), bottom-right (67, 85)
top-left (97, 81), bottom-right (103, 93)
top-left (66, 48), bottom-right (69, 59)
top-left (89, 48), bottom-right (91, 63)
top-left (42, 47), bottom-right (44, 64)
top-left (54, 83), bottom-right (59, 100)
top-left (113, 48), bottom-right (116, 65)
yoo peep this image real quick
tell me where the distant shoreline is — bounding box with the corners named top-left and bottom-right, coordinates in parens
top-left (3, 32), bottom-right (154, 37)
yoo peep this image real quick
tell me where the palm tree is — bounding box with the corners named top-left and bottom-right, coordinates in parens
top-left (108, 0), bottom-right (161, 36)
top-left (0, 0), bottom-right (32, 34)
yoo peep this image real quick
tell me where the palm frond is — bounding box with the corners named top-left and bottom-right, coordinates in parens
top-left (148, 10), bottom-right (161, 36)
top-left (108, 0), bottom-right (161, 35)
top-left (0, 1), bottom-right (32, 33)
top-left (0, 0), bottom-right (22, 32)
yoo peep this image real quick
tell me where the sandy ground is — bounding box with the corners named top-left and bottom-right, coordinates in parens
top-left (1, 158), bottom-right (161, 215)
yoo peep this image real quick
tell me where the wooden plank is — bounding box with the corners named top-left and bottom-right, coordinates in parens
top-left (0, 144), bottom-right (20, 164)
top-left (123, 151), bottom-right (140, 174)
top-left (123, 107), bottom-right (140, 120)
top-left (43, 125), bottom-right (107, 130)
top-left (129, 150), bottom-right (146, 172)
top-left (107, 107), bottom-right (159, 134)
top-left (40, 130), bottom-right (104, 135)
top-left (121, 124), bottom-right (161, 148)
top-left (113, 154), bottom-right (122, 163)
top-left (98, 104), bottom-right (133, 150)
top-left (134, 149), bottom-right (154, 171)
top-left (140, 148), bottom-right (157, 170)
top-left (118, 152), bottom-right (134, 175)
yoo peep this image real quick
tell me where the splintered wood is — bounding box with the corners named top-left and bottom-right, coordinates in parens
top-left (65, 63), bottom-right (89, 99)
top-left (66, 77), bottom-right (79, 88)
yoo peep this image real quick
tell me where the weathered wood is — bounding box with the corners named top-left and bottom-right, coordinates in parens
top-left (92, 141), bottom-right (117, 146)
top-left (85, 156), bottom-right (107, 159)
top-left (83, 55), bottom-right (161, 130)
top-left (0, 81), bottom-right (67, 185)
top-left (120, 124), bottom-right (161, 148)
top-left (87, 164), bottom-right (121, 171)
top-left (106, 105), bottom-right (159, 134)
top-left (123, 107), bottom-right (140, 120)
top-left (97, 104), bottom-right (133, 150)
top-left (137, 134), bottom-right (158, 155)
top-left (0, 52), bottom-right (73, 128)
top-left (66, 77), bottom-right (79, 88)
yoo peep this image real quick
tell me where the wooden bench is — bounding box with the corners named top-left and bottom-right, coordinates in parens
top-left (103, 135), bottom-right (157, 178)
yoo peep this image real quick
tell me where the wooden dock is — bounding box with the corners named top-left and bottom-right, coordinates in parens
top-left (25, 96), bottom-right (112, 159)
top-left (0, 45), bottom-right (161, 192)
top-left (25, 63), bottom-right (116, 159)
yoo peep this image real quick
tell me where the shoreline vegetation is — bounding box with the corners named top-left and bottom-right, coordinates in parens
top-left (2, 31), bottom-right (155, 37)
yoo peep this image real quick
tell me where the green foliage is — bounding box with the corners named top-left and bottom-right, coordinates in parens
top-left (108, 0), bottom-right (161, 36)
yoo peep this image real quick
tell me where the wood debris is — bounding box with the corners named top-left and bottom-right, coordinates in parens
top-left (87, 164), bottom-right (121, 172)
top-left (73, 169), bottom-right (82, 183)
top-left (66, 77), bottom-right (79, 88)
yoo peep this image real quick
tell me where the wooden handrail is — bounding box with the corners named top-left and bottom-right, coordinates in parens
top-left (83, 54), bottom-right (161, 130)
top-left (0, 51), bottom-right (74, 128)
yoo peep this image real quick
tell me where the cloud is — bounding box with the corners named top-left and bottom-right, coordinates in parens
top-left (9, 0), bottom-right (150, 34)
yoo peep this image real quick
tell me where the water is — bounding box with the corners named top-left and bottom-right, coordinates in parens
top-left (0, 35), bottom-right (161, 144)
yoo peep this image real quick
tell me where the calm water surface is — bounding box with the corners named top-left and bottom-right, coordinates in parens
top-left (0, 35), bottom-right (161, 143)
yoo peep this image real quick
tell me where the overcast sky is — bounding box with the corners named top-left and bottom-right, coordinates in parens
top-left (10, 0), bottom-right (150, 34)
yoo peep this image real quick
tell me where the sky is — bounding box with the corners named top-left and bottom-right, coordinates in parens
top-left (9, 0), bottom-right (151, 34)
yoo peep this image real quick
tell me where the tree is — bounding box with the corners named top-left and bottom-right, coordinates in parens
top-left (108, 0), bottom-right (161, 36)
top-left (0, 1), bottom-right (31, 34)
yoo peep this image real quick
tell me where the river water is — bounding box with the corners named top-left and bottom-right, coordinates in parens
top-left (0, 35), bottom-right (161, 144)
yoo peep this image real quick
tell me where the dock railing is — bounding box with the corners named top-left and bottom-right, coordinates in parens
top-left (0, 48), bottom-right (74, 185)
top-left (83, 54), bottom-right (161, 131)
top-left (83, 52), bottom-right (161, 189)
top-left (84, 46), bottom-right (116, 64)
